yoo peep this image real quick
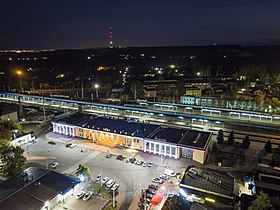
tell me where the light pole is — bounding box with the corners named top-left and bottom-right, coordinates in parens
top-left (16, 70), bottom-right (23, 92)
top-left (100, 158), bottom-right (103, 187)
top-left (95, 84), bottom-right (99, 99)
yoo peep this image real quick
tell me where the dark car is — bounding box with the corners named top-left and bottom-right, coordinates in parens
top-left (146, 188), bottom-right (156, 194)
top-left (48, 141), bottom-right (56, 145)
top-left (148, 184), bottom-right (159, 190)
top-left (116, 155), bottom-right (123, 160)
top-left (130, 158), bottom-right (136, 163)
top-left (66, 143), bottom-right (72, 148)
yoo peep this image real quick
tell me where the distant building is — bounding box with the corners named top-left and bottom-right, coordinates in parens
top-left (51, 113), bottom-right (212, 164)
top-left (0, 108), bottom-right (18, 122)
top-left (185, 86), bottom-right (202, 96)
top-left (0, 167), bottom-right (80, 210)
top-left (180, 96), bottom-right (225, 107)
top-left (179, 166), bottom-right (235, 207)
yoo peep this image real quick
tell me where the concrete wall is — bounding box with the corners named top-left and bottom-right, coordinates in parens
top-left (192, 149), bottom-right (205, 164)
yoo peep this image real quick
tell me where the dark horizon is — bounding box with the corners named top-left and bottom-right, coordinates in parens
top-left (1, 1), bottom-right (280, 49)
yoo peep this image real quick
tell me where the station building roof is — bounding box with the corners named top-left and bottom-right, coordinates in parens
top-left (0, 167), bottom-right (80, 210)
top-left (56, 112), bottom-right (93, 126)
top-left (148, 127), bottom-right (211, 150)
top-left (79, 117), bottom-right (160, 138)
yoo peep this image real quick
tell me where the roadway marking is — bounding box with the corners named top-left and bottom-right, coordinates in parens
top-left (63, 151), bottom-right (100, 174)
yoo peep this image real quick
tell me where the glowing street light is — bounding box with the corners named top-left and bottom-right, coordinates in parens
top-left (16, 70), bottom-right (23, 92)
top-left (95, 84), bottom-right (99, 99)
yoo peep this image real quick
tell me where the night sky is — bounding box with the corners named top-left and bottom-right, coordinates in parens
top-left (1, 0), bottom-right (280, 49)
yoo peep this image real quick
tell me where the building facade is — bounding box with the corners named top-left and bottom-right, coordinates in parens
top-left (52, 113), bottom-right (212, 164)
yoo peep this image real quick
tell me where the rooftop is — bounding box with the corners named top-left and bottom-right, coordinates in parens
top-left (56, 112), bottom-right (93, 125)
top-left (180, 166), bottom-right (234, 198)
top-left (79, 117), bottom-right (159, 138)
top-left (148, 127), bottom-right (211, 150)
top-left (0, 167), bottom-right (80, 210)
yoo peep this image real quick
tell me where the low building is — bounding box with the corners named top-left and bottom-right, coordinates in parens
top-left (0, 167), bottom-right (80, 210)
top-left (11, 130), bottom-right (36, 146)
top-left (185, 86), bottom-right (202, 96)
top-left (51, 113), bottom-right (212, 164)
top-left (179, 166), bottom-right (235, 207)
top-left (0, 108), bottom-right (18, 122)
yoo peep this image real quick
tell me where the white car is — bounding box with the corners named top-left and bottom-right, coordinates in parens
top-left (142, 162), bottom-right (147, 167)
top-left (160, 175), bottom-right (169, 180)
top-left (76, 191), bottom-right (85, 199)
top-left (101, 177), bottom-right (110, 184)
top-left (106, 179), bottom-right (115, 188)
top-left (81, 147), bottom-right (86, 152)
top-left (148, 162), bottom-right (153, 167)
top-left (83, 191), bottom-right (93, 201)
top-left (111, 183), bottom-right (119, 191)
top-left (152, 177), bottom-right (163, 184)
top-left (70, 144), bottom-right (77, 148)
top-left (51, 162), bottom-right (58, 169)
top-left (96, 174), bottom-right (102, 181)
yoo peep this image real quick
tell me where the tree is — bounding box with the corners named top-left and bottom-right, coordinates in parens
top-left (0, 145), bottom-right (26, 177)
top-left (255, 95), bottom-right (265, 109)
top-left (264, 98), bottom-right (272, 109)
top-left (249, 191), bottom-right (273, 210)
top-left (264, 140), bottom-right (272, 153)
top-left (76, 164), bottom-right (91, 182)
top-left (227, 131), bottom-right (235, 145)
top-left (217, 129), bottom-right (224, 144)
top-left (242, 135), bottom-right (250, 149)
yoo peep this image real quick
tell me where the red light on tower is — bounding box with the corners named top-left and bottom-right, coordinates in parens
top-left (109, 26), bottom-right (113, 48)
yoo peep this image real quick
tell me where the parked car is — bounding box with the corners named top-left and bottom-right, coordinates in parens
top-left (146, 188), bottom-right (156, 194)
top-left (106, 179), bottom-right (115, 188)
top-left (81, 147), bottom-right (86, 152)
top-left (51, 162), bottom-right (58, 169)
top-left (96, 174), bottom-right (102, 181)
top-left (48, 141), bottom-right (57, 145)
top-left (111, 183), bottom-right (119, 191)
top-left (106, 154), bottom-right (112, 158)
top-left (148, 162), bottom-right (153, 167)
top-left (146, 193), bottom-right (153, 199)
top-left (125, 157), bottom-right (131, 163)
top-left (138, 203), bottom-right (149, 210)
top-left (116, 155), bottom-right (123, 160)
top-left (70, 143), bottom-right (77, 148)
top-left (142, 162), bottom-right (147, 167)
top-left (136, 160), bottom-right (143, 165)
top-left (148, 184), bottom-right (159, 190)
top-left (152, 177), bottom-right (163, 184)
top-left (76, 191), bottom-right (85, 199)
top-left (83, 191), bottom-right (93, 201)
top-left (101, 177), bottom-right (110, 184)
top-left (130, 157), bottom-right (136, 163)
top-left (66, 143), bottom-right (72, 148)
top-left (160, 175), bottom-right (169, 180)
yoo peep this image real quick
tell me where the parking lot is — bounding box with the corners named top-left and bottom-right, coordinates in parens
top-left (22, 131), bottom-right (193, 209)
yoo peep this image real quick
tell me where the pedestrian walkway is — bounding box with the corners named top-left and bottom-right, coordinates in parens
top-left (156, 165), bottom-right (179, 171)
top-left (63, 151), bottom-right (100, 174)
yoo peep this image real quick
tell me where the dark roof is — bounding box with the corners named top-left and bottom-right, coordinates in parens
top-left (148, 127), bottom-right (188, 144)
top-left (79, 117), bottom-right (159, 138)
top-left (180, 166), bottom-right (234, 197)
top-left (56, 112), bottom-right (93, 125)
top-left (148, 127), bottom-right (211, 149)
top-left (178, 130), bottom-right (211, 149)
top-left (0, 167), bottom-right (80, 210)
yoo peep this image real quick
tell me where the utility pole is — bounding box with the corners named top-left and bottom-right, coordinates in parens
top-left (134, 82), bottom-right (137, 101)
top-left (81, 81), bottom-right (84, 98)
top-left (42, 97), bottom-right (46, 121)
top-left (113, 188), bottom-right (116, 207)
top-left (101, 158), bottom-right (103, 187)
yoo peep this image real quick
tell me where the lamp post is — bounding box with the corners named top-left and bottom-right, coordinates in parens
top-left (16, 70), bottom-right (23, 92)
top-left (95, 84), bottom-right (99, 99)
top-left (100, 158), bottom-right (103, 187)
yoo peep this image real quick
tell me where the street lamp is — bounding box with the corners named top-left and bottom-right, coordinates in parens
top-left (95, 84), bottom-right (99, 99)
top-left (16, 70), bottom-right (23, 92)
